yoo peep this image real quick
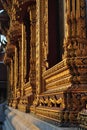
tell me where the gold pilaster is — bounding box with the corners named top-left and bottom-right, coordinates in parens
top-left (21, 23), bottom-right (24, 96)
top-left (11, 59), bottom-right (13, 90)
top-left (14, 47), bottom-right (17, 98)
top-left (67, 0), bottom-right (71, 38)
top-left (36, 0), bottom-right (41, 94)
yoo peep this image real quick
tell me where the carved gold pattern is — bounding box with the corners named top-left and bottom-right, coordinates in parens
top-left (78, 109), bottom-right (87, 129)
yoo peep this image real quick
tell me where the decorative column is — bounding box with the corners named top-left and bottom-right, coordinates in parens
top-left (14, 47), bottom-right (17, 98)
top-left (36, 0), bottom-right (42, 95)
top-left (10, 59), bottom-right (13, 89)
top-left (42, 0), bottom-right (48, 71)
top-left (77, 0), bottom-right (86, 38)
top-left (21, 24), bottom-right (24, 96)
top-left (63, 0), bottom-right (86, 59)
top-left (63, 0), bottom-right (87, 120)
top-left (67, 0), bottom-right (71, 38)
top-left (71, 0), bottom-right (76, 37)
top-left (36, 0), bottom-right (49, 94)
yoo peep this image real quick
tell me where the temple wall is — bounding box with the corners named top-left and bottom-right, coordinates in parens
top-left (1, 0), bottom-right (87, 126)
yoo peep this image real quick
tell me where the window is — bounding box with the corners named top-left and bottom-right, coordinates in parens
top-left (48, 0), bottom-right (64, 68)
top-left (24, 12), bottom-right (30, 83)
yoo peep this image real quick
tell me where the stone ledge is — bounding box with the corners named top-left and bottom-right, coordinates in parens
top-left (4, 106), bottom-right (79, 130)
top-left (4, 106), bottom-right (40, 130)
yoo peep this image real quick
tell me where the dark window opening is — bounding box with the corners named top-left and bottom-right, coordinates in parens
top-left (0, 63), bottom-right (7, 102)
top-left (86, 101), bottom-right (87, 109)
top-left (48, 0), bottom-right (64, 68)
top-left (24, 13), bottom-right (30, 83)
top-left (86, 0), bottom-right (87, 37)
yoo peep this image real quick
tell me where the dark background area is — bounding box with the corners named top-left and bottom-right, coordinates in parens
top-left (0, 63), bottom-right (7, 101)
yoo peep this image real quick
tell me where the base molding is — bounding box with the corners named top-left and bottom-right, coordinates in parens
top-left (31, 106), bottom-right (78, 126)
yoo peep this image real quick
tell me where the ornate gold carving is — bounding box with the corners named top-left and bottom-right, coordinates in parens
top-left (16, 88), bottom-right (21, 98)
top-left (3, 0), bottom-right (87, 126)
top-left (33, 93), bottom-right (65, 111)
top-left (42, 0), bottom-right (48, 71)
top-left (43, 60), bottom-right (72, 91)
top-left (18, 94), bottom-right (33, 112)
top-left (31, 106), bottom-right (64, 123)
top-left (24, 82), bottom-right (32, 96)
top-left (31, 0), bottom-right (87, 124)
top-left (78, 109), bottom-right (87, 129)
top-left (36, 0), bottom-right (42, 94)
